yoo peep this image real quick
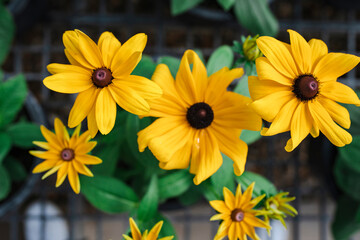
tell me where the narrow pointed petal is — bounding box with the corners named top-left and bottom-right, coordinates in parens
top-left (63, 30), bottom-right (93, 69)
top-left (87, 107), bottom-right (99, 138)
top-left (308, 38), bottom-right (328, 70)
top-left (47, 63), bottom-right (91, 75)
top-left (98, 31), bottom-right (121, 68)
top-left (129, 218), bottom-right (142, 240)
top-left (112, 51), bottom-right (142, 78)
top-left (75, 141), bottom-right (97, 155)
top-left (318, 96), bottom-right (350, 129)
top-left (75, 29), bottom-right (103, 68)
top-left (255, 57), bottom-right (293, 86)
top-left (223, 187), bottom-right (235, 210)
top-left (288, 29), bottom-right (312, 73)
top-left (33, 141), bottom-right (50, 150)
top-left (32, 160), bottom-right (59, 173)
top-left (147, 221), bottom-right (163, 240)
top-left (68, 164), bottom-right (81, 194)
top-left (43, 72), bottom-right (93, 94)
top-left (56, 162), bottom-right (69, 187)
top-left (76, 154), bottom-right (102, 165)
top-left (209, 200), bottom-right (231, 214)
top-left (72, 160), bottom-right (93, 177)
top-left (320, 81), bottom-right (360, 105)
top-left (41, 164), bottom-right (62, 179)
top-left (54, 118), bottom-right (70, 143)
top-left (95, 88), bottom-right (117, 135)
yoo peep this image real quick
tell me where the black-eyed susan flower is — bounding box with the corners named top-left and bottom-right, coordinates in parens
top-left (30, 118), bottom-right (102, 194)
top-left (44, 30), bottom-right (162, 137)
top-left (261, 192), bottom-right (297, 230)
top-left (137, 50), bottom-right (262, 185)
top-left (249, 29), bottom-right (360, 152)
top-left (123, 218), bottom-right (173, 240)
top-left (209, 183), bottom-right (270, 240)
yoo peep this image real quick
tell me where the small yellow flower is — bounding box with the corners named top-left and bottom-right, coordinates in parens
top-left (123, 218), bottom-right (174, 240)
top-left (209, 183), bottom-right (270, 240)
top-left (262, 192), bottom-right (297, 229)
top-left (30, 118), bottom-right (102, 194)
top-left (243, 35), bottom-right (263, 61)
top-left (137, 50), bottom-right (262, 185)
top-left (43, 30), bottom-right (162, 137)
top-left (249, 29), bottom-right (360, 152)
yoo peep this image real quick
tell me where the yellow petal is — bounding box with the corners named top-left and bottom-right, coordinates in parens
top-left (87, 106), bottom-right (99, 138)
top-left (158, 236), bottom-right (174, 240)
top-left (40, 125), bottom-right (63, 151)
top-left (288, 29), bottom-right (311, 73)
top-left (248, 76), bottom-right (291, 101)
top-left (129, 218), bottom-right (142, 240)
top-left (256, 36), bottom-right (298, 79)
top-left (108, 84), bottom-right (150, 115)
top-left (235, 184), bottom-right (242, 206)
top-left (29, 150), bottom-right (60, 160)
top-left (68, 163), bottom-right (81, 194)
top-left (320, 81), bottom-right (360, 105)
top-left (308, 38), bottom-right (328, 71)
top-left (72, 160), bottom-right (93, 177)
top-left (95, 88), bottom-right (117, 135)
top-left (228, 222), bottom-right (237, 240)
top-left (157, 136), bottom-right (192, 170)
top-left (209, 200), bottom-right (231, 214)
top-left (285, 102), bottom-right (312, 152)
top-left (239, 182), bottom-right (255, 207)
top-left (75, 141), bottom-right (97, 155)
top-left (147, 221), bottom-right (163, 240)
top-left (75, 29), bottom-right (103, 69)
top-left (97, 31), bottom-right (121, 68)
top-left (123, 235), bottom-right (133, 240)
top-left (250, 91), bottom-right (294, 122)
top-left (115, 75), bottom-right (162, 100)
top-left (310, 125), bottom-right (320, 138)
top-left (43, 72), bottom-right (93, 94)
top-left (63, 31), bottom-right (93, 69)
top-left (244, 214), bottom-right (270, 229)
top-left (32, 160), bottom-right (59, 173)
top-left (223, 187), bottom-right (235, 210)
top-left (32, 141), bottom-right (50, 150)
top-left (314, 52), bottom-right (360, 82)
top-left (41, 164), bottom-right (62, 180)
top-left (47, 63), bottom-right (91, 75)
top-left (56, 162), bottom-right (69, 187)
top-left (112, 51), bottom-right (142, 78)
top-left (255, 57), bottom-right (293, 86)
top-left (54, 118), bottom-right (70, 143)
top-left (318, 96), bottom-right (350, 129)
top-left (210, 213), bottom-right (226, 221)
top-left (309, 100), bottom-right (352, 147)
top-left (76, 154), bottom-right (102, 165)
top-left (214, 221), bottom-right (231, 240)
top-left (68, 87), bottom-right (100, 128)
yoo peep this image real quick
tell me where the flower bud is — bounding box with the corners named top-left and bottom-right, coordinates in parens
top-left (243, 35), bottom-right (263, 61)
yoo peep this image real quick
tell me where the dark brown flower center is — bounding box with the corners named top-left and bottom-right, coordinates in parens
top-left (92, 67), bottom-right (113, 88)
top-left (293, 74), bottom-right (319, 101)
top-left (60, 148), bottom-right (75, 161)
top-left (186, 102), bottom-right (214, 129)
top-left (231, 209), bottom-right (245, 222)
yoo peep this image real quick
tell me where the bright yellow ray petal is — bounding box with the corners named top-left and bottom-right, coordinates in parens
top-left (43, 72), bottom-right (93, 94)
top-left (47, 63), bottom-right (92, 75)
top-left (188, 50), bottom-right (208, 102)
top-left (248, 76), bottom-right (291, 101)
top-left (158, 237), bottom-right (174, 240)
top-left (32, 160), bottom-right (59, 173)
top-left (115, 75), bottom-right (162, 100)
top-left (123, 235), bottom-right (133, 240)
top-left (244, 214), bottom-right (270, 229)
top-left (95, 88), bottom-right (117, 135)
top-left (210, 213), bottom-right (226, 221)
top-left (68, 86), bottom-right (100, 128)
top-left (214, 221), bottom-right (230, 240)
top-left (129, 218), bottom-right (142, 240)
top-left (318, 96), bottom-right (350, 129)
top-left (223, 187), bottom-right (235, 210)
top-left (108, 84), bottom-right (150, 115)
top-left (256, 37), bottom-right (298, 79)
top-left (97, 31), bottom-right (121, 68)
top-left (309, 100), bottom-right (352, 147)
top-left (112, 51), bottom-right (142, 78)
top-left (87, 106), bottom-right (99, 138)
top-left (29, 150), bottom-right (60, 160)
top-left (76, 154), bottom-right (102, 165)
top-left (314, 52), bottom-right (360, 82)
top-left (68, 164), bottom-right (80, 194)
top-left (32, 141), bottom-right (50, 150)
top-left (308, 38), bottom-right (328, 71)
top-left (75, 29), bottom-right (103, 69)
top-left (320, 81), bottom-right (360, 105)
top-left (228, 222), bottom-right (237, 240)
top-left (158, 138), bottom-right (192, 170)
top-left (310, 124), bottom-right (320, 138)
top-left (41, 164), bottom-right (62, 180)
top-left (54, 118), bottom-right (70, 144)
top-left (288, 29), bottom-right (312, 73)
top-left (255, 57), bottom-right (293, 86)
top-left (235, 184), bottom-right (242, 206)
top-left (56, 162), bottom-right (69, 187)
top-left (209, 200), bottom-right (231, 214)
top-left (72, 160), bottom-right (93, 177)
top-left (147, 221), bottom-right (163, 240)
top-left (75, 142), bottom-right (97, 155)
top-left (239, 182), bottom-right (255, 207)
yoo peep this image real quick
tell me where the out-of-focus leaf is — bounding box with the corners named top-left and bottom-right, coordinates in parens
top-left (240, 130), bottom-right (261, 145)
top-left (210, 154), bottom-right (235, 195)
top-left (157, 56), bottom-right (181, 79)
top-left (6, 122), bottom-right (42, 148)
top-left (0, 132), bottom-right (11, 164)
top-left (170, 0), bottom-right (204, 15)
top-left (132, 55), bottom-right (157, 79)
top-left (217, 0), bottom-right (235, 11)
top-left (158, 170), bottom-right (193, 201)
top-left (0, 164), bottom-right (11, 200)
top-left (234, 0), bottom-right (279, 36)
top-left (344, 90), bottom-right (360, 136)
top-left (4, 156), bottom-right (27, 182)
top-left (332, 194), bottom-right (360, 240)
top-left (194, 49), bottom-right (205, 64)
top-left (0, 4), bottom-right (15, 66)
top-left (199, 180), bottom-right (221, 201)
top-left (0, 74), bottom-right (27, 128)
top-left (235, 171), bottom-right (277, 198)
top-left (80, 175), bottom-right (138, 213)
top-left (206, 45), bottom-right (234, 76)
top-left (178, 186), bottom-right (202, 206)
top-left (137, 175), bottom-right (158, 221)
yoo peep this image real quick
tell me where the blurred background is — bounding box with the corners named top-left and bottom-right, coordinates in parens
top-left (1, 0), bottom-right (360, 239)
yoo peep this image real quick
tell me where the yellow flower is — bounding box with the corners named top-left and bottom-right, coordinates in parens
top-left (137, 50), bottom-right (262, 185)
top-left (249, 29), bottom-right (360, 152)
top-left (30, 118), bottom-right (102, 194)
top-left (123, 218), bottom-right (174, 240)
top-left (209, 183), bottom-right (270, 240)
top-left (43, 30), bottom-right (162, 137)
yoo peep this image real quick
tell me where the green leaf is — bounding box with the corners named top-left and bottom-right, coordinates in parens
top-left (137, 175), bottom-right (159, 221)
top-left (234, 0), bottom-right (279, 36)
top-left (0, 4), bottom-right (15, 66)
top-left (0, 132), bottom-right (11, 164)
top-left (235, 171), bottom-right (277, 198)
top-left (178, 186), bottom-right (202, 206)
top-left (332, 195), bottom-right (360, 240)
top-left (0, 74), bottom-right (27, 128)
top-left (157, 56), bottom-right (181, 79)
top-left (217, 0), bottom-right (235, 11)
top-left (210, 154), bottom-right (235, 195)
top-left (0, 164), bottom-right (11, 200)
top-left (240, 130), bottom-right (261, 145)
top-left (158, 170), bottom-right (193, 201)
top-left (4, 156), bottom-right (27, 182)
top-left (6, 122), bottom-right (42, 148)
top-left (344, 90), bottom-right (360, 136)
top-left (170, 0), bottom-right (204, 15)
top-left (199, 180), bottom-right (221, 201)
top-left (194, 49), bottom-right (205, 64)
top-left (132, 55), bottom-right (157, 79)
top-left (206, 45), bottom-right (234, 76)
top-left (80, 175), bottom-right (139, 213)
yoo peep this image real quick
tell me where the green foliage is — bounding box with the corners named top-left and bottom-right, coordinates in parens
top-left (157, 56), bottom-right (180, 79)
top-left (6, 122), bottom-right (42, 148)
top-left (132, 55), bottom-right (157, 79)
top-left (80, 175), bottom-right (139, 213)
top-left (178, 186), bottom-right (202, 206)
top-left (3, 156), bottom-right (27, 182)
top-left (234, 0), bottom-right (279, 37)
top-left (217, 0), bottom-right (235, 11)
top-left (158, 170), bottom-right (193, 201)
top-left (170, 0), bottom-right (204, 15)
top-left (0, 132), bottom-right (11, 164)
top-left (344, 90), bottom-right (360, 136)
top-left (199, 180), bottom-right (221, 201)
top-left (236, 171), bottom-right (277, 198)
top-left (0, 165), bottom-right (10, 200)
top-left (0, 74), bottom-right (27, 128)
top-left (210, 154), bottom-right (235, 195)
top-left (137, 175), bottom-right (159, 221)
top-left (206, 45), bottom-right (234, 76)
top-left (332, 195), bottom-right (360, 240)
top-left (0, 4), bottom-right (15, 66)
